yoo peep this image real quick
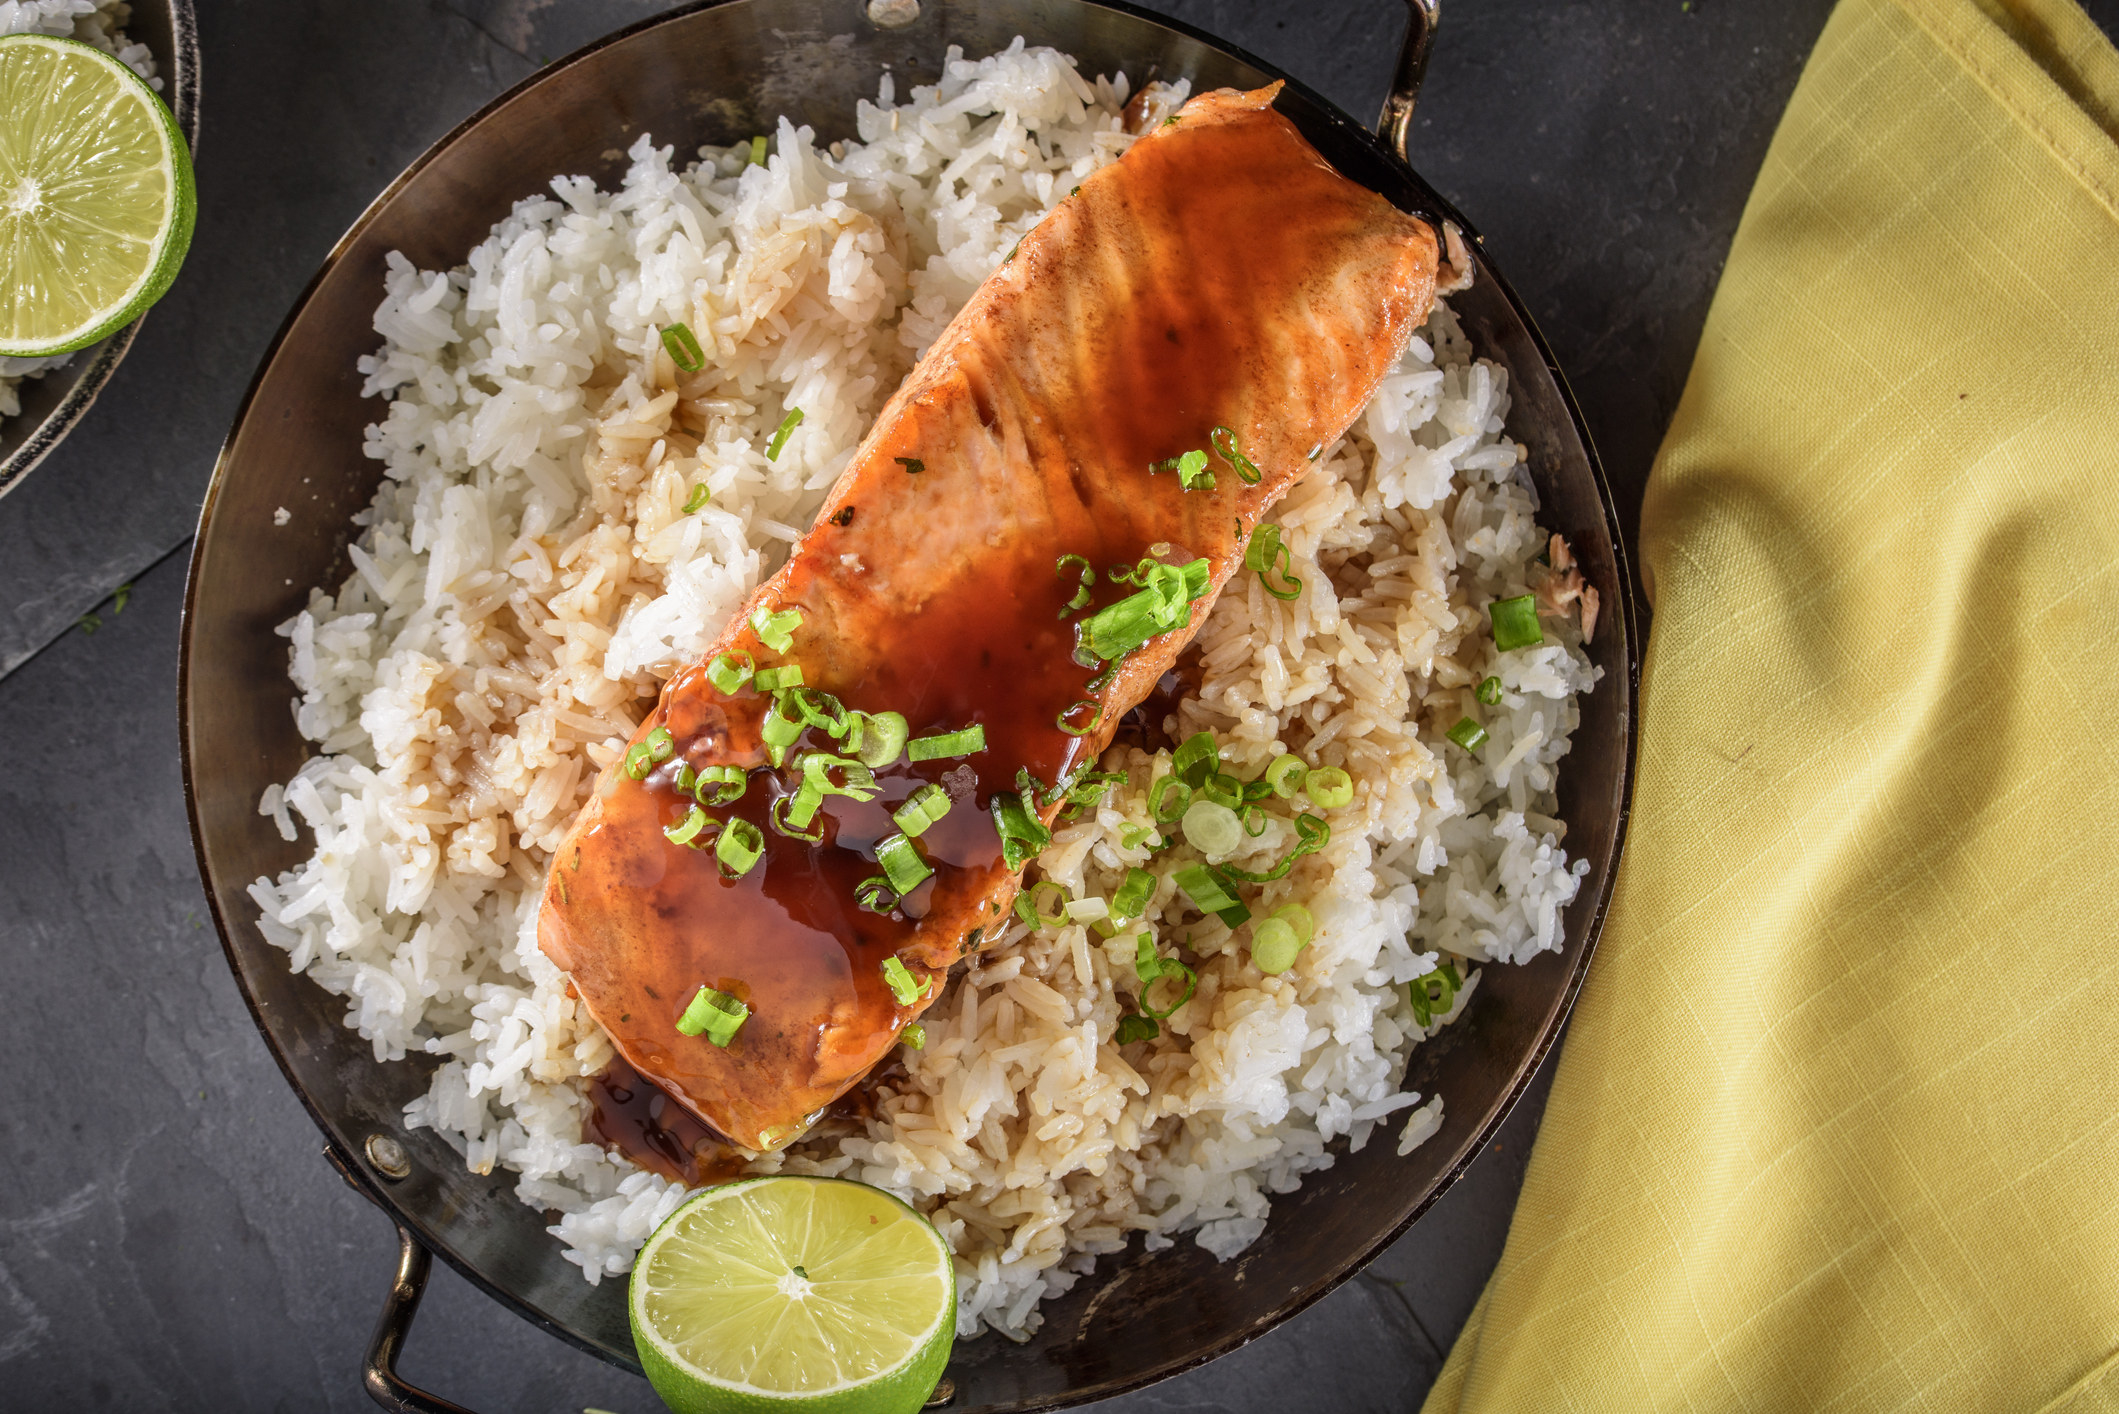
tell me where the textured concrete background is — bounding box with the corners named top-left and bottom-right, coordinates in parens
top-left (5, 1), bottom-right (2111, 1409)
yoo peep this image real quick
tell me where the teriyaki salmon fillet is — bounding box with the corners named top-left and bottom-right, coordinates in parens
top-left (538, 83), bottom-right (1445, 1150)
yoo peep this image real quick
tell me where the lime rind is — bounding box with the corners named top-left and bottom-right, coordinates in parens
top-left (0, 32), bottom-right (195, 358)
top-left (630, 1176), bottom-right (956, 1414)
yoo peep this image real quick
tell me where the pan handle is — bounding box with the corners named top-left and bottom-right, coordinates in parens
top-left (321, 1140), bottom-right (488, 1414)
top-left (363, 1219), bottom-right (482, 1414)
top-left (1378, 0), bottom-right (1442, 163)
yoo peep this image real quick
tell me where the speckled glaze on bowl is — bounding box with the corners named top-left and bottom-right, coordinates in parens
top-left (180, 3), bottom-right (1636, 1410)
top-left (0, 0), bottom-right (201, 500)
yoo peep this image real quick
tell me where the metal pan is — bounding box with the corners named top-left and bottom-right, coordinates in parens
top-left (180, 2), bottom-right (1637, 1410)
top-left (0, 0), bottom-right (201, 499)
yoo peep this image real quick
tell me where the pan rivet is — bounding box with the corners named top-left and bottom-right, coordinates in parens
top-left (867, 0), bottom-right (920, 28)
top-left (923, 1376), bottom-right (955, 1407)
top-left (365, 1133), bottom-right (411, 1180)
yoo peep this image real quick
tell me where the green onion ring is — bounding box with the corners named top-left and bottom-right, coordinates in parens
top-left (769, 792), bottom-right (825, 843)
top-left (715, 818), bottom-right (766, 877)
top-left (854, 876), bottom-right (897, 914)
top-left (660, 323), bottom-right (706, 374)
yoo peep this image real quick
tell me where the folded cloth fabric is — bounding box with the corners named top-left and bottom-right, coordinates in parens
top-left (1423, 0), bottom-right (2119, 1409)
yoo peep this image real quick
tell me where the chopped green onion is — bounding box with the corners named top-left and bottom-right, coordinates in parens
top-left (1056, 700), bottom-right (1103, 737)
top-left (706, 650), bottom-right (754, 695)
top-left (895, 457), bottom-right (924, 474)
top-left (694, 765), bottom-right (746, 806)
top-left (1182, 799), bottom-right (1242, 856)
top-left (1169, 455), bottom-right (1220, 496)
top-left (1111, 867), bottom-right (1156, 920)
top-left (1077, 559), bottom-right (1208, 663)
top-left (1275, 903), bottom-right (1315, 946)
top-left (1119, 824), bottom-right (1159, 851)
top-left (1115, 1013), bottom-right (1160, 1044)
top-left (854, 875), bottom-right (896, 914)
top-left (1489, 594), bottom-right (1544, 651)
top-left (749, 604), bottom-right (803, 652)
top-left (881, 955), bottom-right (923, 1006)
top-left (1307, 442), bottom-right (1324, 461)
top-left (1134, 937), bottom-right (1197, 1018)
top-left (674, 762), bottom-right (697, 795)
top-left (1068, 895), bottom-right (1113, 925)
top-left (1250, 916), bottom-right (1305, 974)
top-left (715, 818), bottom-right (766, 877)
top-left (1209, 425), bottom-right (1263, 485)
top-left (1149, 776), bottom-right (1192, 824)
top-left (1264, 753), bottom-right (1307, 798)
top-left (1199, 772), bottom-right (1243, 810)
top-left (901, 1024), bottom-right (926, 1050)
top-left (681, 482), bottom-right (711, 513)
top-left (1055, 553), bottom-right (1094, 617)
top-left (660, 323), bottom-right (706, 373)
top-left (1410, 961), bottom-right (1462, 1027)
top-left (1477, 675), bottom-right (1503, 705)
top-left (1013, 879), bottom-right (1069, 929)
top-left (892, 783), bottom-right (952, 837)
top-left (1242, 524), bottom-right (1302, 601)
top-left (765, 407), bottom-right (803, 461)
top-left (776, 785), bottom-right (825, 836)
top-left (1059, 771), bottom-right (1125, 821)
top-left (1242, 778), bottom-right (1276, 804)
top-left (791, 688), bottom-right (851, 739)
top-left (908, 724), bottom-right (985, 762)
top-left (771, 784), bottom-right (826, 839)
top-left (761, 694), bottom-right (805, 767)
top-left (624, 742), bottom-right (654, 780)
top-left (876, 833), bottom-right (932, 895)
top-left (1174, 863), bottom-right (1241, 915)
top-left (800, 751), bottom-right (880, 802)
top-left (1446, 717), bottom-right (1489, 752)
top-left (1217, 814), bottom-right (1332, 884)
top-left (1239, 803), bottom-right (1272, 837)
top-left (664, 803), bottom-right (712, 847)
top-left (646, 727), bottom-right (674, 762)
top-left (748, 135), bottom-right (767, 165)
top-left (1172, 732), bottom-right (1218, 786)
top-left (753, 664), bottom-right (804, 692)
top-left (847, 710), bottom-right (909, 768)
top-left (990, 792), bottom-right (1050, 871)
top-left (676, 985), bottom-right (748, 1046)
top-left (1304, 766), bottom-right (1354, 809)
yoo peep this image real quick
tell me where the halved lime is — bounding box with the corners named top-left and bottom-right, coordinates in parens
top-left (630, 1176), bottom-right (956, 1414)
top-left (0, 33), bottom-right (194, 358)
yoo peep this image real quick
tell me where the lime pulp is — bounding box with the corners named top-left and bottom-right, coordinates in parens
top-left (0, 33), bottom-right (194, 358)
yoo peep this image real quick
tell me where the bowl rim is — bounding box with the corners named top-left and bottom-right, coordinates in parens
top-left (179, 0), bottom-right (1640, 1401)
top-left (0, 0), bottom-right (202, 500)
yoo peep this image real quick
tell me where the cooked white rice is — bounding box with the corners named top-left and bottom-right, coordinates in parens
top-left (249, 43), bottom-right (1597, 1341)
top-left (0, 0), bottom-right (162, 420)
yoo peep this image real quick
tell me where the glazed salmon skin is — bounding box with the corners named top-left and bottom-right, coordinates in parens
top-left (539, 83), bottom-right (1444, 1151)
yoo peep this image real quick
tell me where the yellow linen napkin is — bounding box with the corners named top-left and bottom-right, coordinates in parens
top-left (1424, 0), bottom-right (2119, 1409)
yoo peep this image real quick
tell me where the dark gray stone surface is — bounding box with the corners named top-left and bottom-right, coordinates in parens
top-left (8, 1), bottom-right (2111, 1409)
